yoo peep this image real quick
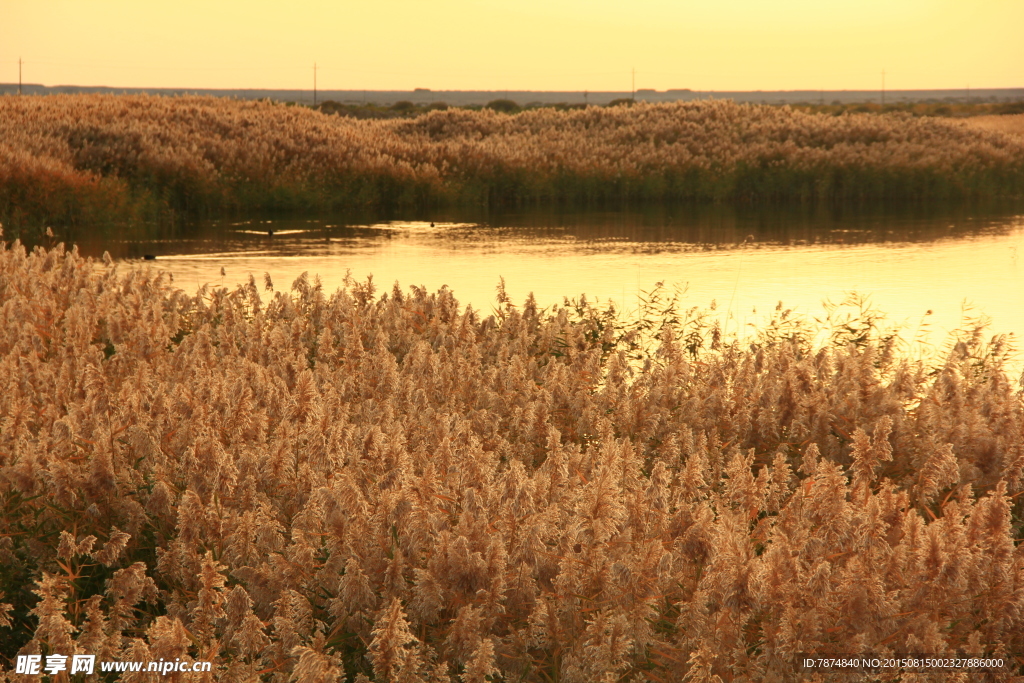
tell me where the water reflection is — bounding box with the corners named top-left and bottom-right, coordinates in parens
top-left (68, 204), bottom-right (1024, 366)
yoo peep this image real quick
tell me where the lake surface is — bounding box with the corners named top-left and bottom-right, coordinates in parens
top-left (76, 204), bottom-right (1024, 371)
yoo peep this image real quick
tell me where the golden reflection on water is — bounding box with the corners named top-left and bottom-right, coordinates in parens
top-left (100, 208), bottom-right (1024, 372)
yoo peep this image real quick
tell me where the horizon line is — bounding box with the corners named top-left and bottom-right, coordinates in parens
top-left (5, 84), bottom-right (1024, 93)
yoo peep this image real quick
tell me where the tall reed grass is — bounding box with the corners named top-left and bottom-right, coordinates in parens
top-left (2, 94), bottom-right (1023, 237)
top-left (1, 236), bottom-right (1022, 681)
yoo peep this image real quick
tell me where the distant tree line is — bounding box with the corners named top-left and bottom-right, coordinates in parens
top-left (311, 98), bottom-right (1024, 120)
top-left (313, 98), bottom-right (643, 119)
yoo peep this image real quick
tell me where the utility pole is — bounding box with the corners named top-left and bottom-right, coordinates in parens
top-left (631, 67), bottom-right (635, 101)
top-left (881, 69), bottom-right (885, 106)
top-left (313, 62), bottom-right (317, 106)
top-left (18, 57), bottom-right (22, 95)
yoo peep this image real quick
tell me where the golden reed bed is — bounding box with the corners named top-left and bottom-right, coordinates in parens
top-left (1, 238), bottom-right (1022, 681)
top-left (2, 95), bottom-right (1024, 237)
top-left (963, 114), bottom-right (1024, 138)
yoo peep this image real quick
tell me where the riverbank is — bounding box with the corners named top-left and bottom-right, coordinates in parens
top-left (1, 239), bottom-right (1022, 680)
top-left (2, 94), bottom-right (1024, 239)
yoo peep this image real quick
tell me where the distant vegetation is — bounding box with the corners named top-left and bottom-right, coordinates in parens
top-left (315, 99), bottom-right (1024, 121)
top-left (792, 101), bottom-right (1024, 118)
top-left (313, 99), bottom-right (586, 119)
top-left (484, 99), bottom-right (520, 114)
top-left (1, 94), bottom-right (1023, 238)
top-left (1, 239), bottom-right (1022, 680)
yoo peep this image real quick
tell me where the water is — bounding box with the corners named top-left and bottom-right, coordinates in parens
top-left (76, 204), bottom-right (1024, 366)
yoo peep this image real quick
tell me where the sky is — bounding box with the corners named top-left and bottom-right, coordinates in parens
top-left (2, 0), bottom-right (1022, 92)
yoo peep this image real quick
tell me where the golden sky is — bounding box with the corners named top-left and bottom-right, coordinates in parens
top-left (3, 0), bottom-right (1022, 92)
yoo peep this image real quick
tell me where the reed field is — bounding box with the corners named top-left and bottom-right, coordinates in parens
top-left (1, 236), bottom-right (1022, 681)
top-left (963, 114), bottom-right (1024, 139)
top-left (2, 94), bottom-right (1024, 237)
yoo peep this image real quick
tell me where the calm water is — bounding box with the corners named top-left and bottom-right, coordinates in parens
top-left (77, 205), bottom-right (1024, 367)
